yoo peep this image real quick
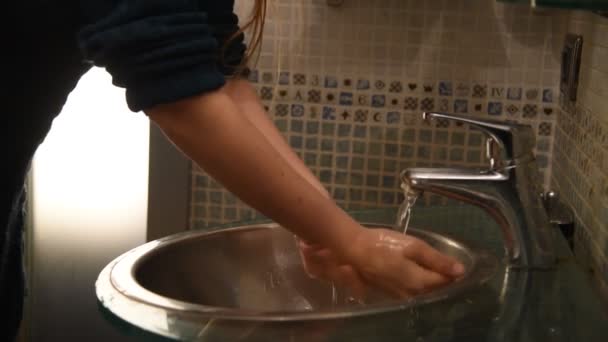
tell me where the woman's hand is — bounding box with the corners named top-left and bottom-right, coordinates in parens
top-left (298, 228), bottom-right (465, 299)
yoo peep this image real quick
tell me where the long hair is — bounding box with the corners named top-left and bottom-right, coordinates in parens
top-left (225, 0), bottom-right (267, 71)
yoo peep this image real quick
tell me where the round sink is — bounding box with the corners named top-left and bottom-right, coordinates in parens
top-left (97, 223), bottom-right (498, 340)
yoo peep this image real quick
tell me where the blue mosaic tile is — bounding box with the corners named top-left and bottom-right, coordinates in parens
top-left (306, 121), bottom-right (319, 134)
top-left (384, 159), bottom-right (398, 172)
top-left (382, 192), bottom-right (396, 204)
top-left (337, 140), bottom-right (351, 153)
top-left (320, 170), bottom-right (332, 183)
top-left (305, 137), bottom-right (318, 149)
top-left (322, 106), bottom-right (337, 120)
top-left (334, 188), bottom-right (347, 200)
top-left (543, 89), bottom-right (553, 103)
top-left (350, 189), bottom-right (363, 201)
top-left (289, 136), bottom-right (303, 149)
top-left (352, 157), bottom-right (364, 170)
top-left (468, 133), bottom-right (483, 146)
top-left (353, 141), bottom-right (366, 154)
top-left (335, 171), bottom-right (348, 184)
top-left (385, 143), bottom-right (399, 157)
top-left (354, 125), bottom-right (367, 138)
top-left (488, 102), bottom-right (503, 116)
top-left (357, 79), bottom-right (370, 90)
top-left (338, 124), bottom-right (351, 137)
top-left (291, 104), bottom-right (305, 117)
top-left (210, 191), bottom-right (222, 204)
top-left (382, 176), bottom-right (396, 188)
top-left (372, 95), bottom-right (386, 108)
top-left (290, 120), bottom-right (303, 133)
top-left (336, 156), bottom-right (349, 169)
top-left (279, 72), bottom-right (290, 85)
top-left (304, 153), bottom-right (316, 165)
top-left (439, 81), bottom-right (453, 96)
top-left (400, 144), bottom-right (415, 158)
top-left (454, 99), bottom-right (468, 113)
top-left (368, 143), bottom-right (382, 155)
top-left (387, 112), bottom-right (401, 124)
top-left (322, 122), bottom-right (336, 136)
top-left (365, 191), bottom-right (379, 203)
top-left (321, 139), bottom-right (334, 151)
top-left (368, 158), bottom-right (381, 171)
top-left (351, 173), bottom-right (363, 185)
top-left (418, 146), bottom-right (431, 159)
top-left (435, 131), bottom-right (449, 144)
top-left (274, 119), bottom-right (288, 132)
top-left (340, 92), bottom-right (354, 106)
top-left (325, 76), bottom-right (338, 88)
top-left (366, 174), bottom-right (380, 187)
top-left (419, 130), bottom-right (432, 143)
top-left (507, 87), bottom-right (522, 100)
top-left (402, 129), bottom-right (416, 142)
top-left (450, 148), bottom-right (464, 161)
top-left (193, 190), bottom-right (206, 202)
top-left (195, 175), bottom-right (208, 187)
top-left (467, 150), bottom-right (481, 163)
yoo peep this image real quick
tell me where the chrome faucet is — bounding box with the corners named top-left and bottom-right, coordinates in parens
top-left (400, 112), bottom-right (555, 269)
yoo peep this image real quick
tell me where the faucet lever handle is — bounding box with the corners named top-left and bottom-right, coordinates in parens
top-left (423, 112), bottom-right (536, 170)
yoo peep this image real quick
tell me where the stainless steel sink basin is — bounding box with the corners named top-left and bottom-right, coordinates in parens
top-left (97, 223), bottom-right (498, 340)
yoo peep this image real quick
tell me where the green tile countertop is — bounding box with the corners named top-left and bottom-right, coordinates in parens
top-left (99, 206), bottom-right (608, 341)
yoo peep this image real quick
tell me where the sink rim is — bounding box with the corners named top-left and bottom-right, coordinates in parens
top-left (101, 223), bottom-right (498, 323)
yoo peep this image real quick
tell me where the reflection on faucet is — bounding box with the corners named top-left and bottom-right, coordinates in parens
top-left (400, 112), bottom-right (556, 269)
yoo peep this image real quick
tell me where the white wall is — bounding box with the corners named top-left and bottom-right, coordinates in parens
top-left (29, 67), bottom-right (149, 341)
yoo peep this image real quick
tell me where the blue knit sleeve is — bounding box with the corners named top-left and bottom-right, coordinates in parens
top-left (198, 0), bottom-right (247, 76)
top-left (78, 0), bottom-right (227, 112)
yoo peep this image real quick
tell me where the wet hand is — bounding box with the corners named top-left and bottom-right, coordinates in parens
top-left (298, 228), bottom-right (465, 299)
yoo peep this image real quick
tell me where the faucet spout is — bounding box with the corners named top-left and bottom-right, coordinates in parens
top-left (401, 167), bottom-right (555, 269)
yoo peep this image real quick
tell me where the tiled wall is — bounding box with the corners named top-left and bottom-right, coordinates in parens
top-left (190, 0), bottom-right (568, 229)
top-left (552, 11), bottom-right (608, 289)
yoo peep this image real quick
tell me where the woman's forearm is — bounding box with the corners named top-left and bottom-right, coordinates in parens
top-left (224, 78), bottom-right (330, 198)
top-left (146, 91), bottom-right (361, 255)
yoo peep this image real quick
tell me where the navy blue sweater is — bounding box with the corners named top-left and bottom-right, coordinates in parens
top-left (1, 1), bottom-right (246, 340)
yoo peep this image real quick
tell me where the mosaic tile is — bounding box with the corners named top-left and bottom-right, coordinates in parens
top-left (438, 99), bottom-right (450, 112)
top-left (408, 83), bottom-right (417, 91)
top-left (293, 73), bottom-right (306, 85)
top-left (372, 111), bottom-right (384, 123)
top-left (262, 72), bottom-right (273, 83)
top-left (539, 122), bottom-right (552, 136)
top-left (455, 83), bottom-right (470, 97)
top-left (488, 102), bottom-right (503, 116)
top-left (366, 174), bottom-right (380, 187)
top-left (507, 87), bottom-right (522, 101)
top-left (454, 99), bottom-right (468, 114)
top-left (354, 110), bottom-right (369, 123)
top-left (506, 104), bottom-right (519, 116)
top-left (472, 84), bottom-right (487, 98)
top-left (260, 86), bottom-right (273, 100)
top-left (525, 89), bottom-right (539, 101)
top-left (387, 112), bottom-right (401, 124)
top-left (400, 144), bottom-right (415, 158)
top-left (291, 104), bottom-right (305, 117)
top-left (339, 92), bottom-right (354, 106)
top-left (289, 136), bottom-right (303, 148)
top-left (374, 80), bottom-right (386, 91)
top-left (491, 87), bottom-right (505, 99)
top-left (542, 89), bottom-right (554, 103)
top-left (523, 104), bottom-right (538, 118)
top-left (357, 79), bottom-right (370, 90)
top-left (423, 84), bottom-right (434, 94)
top-left (325, 76), bottom-right (338, 88)
top-left (322, 106), bottom-right (337, 120)
top-left (389, 81), bottom-right (403, 93)
top-left (421, 98), bottom-right (435, 111)
top-left (275, 104), bottom-right (289, 117)
top-left (372, 95), bottom-right (386, 108)
top-left (439, 81), bottom-right (453, 96)
top-left (279, 72), bottom-right (290, 85)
